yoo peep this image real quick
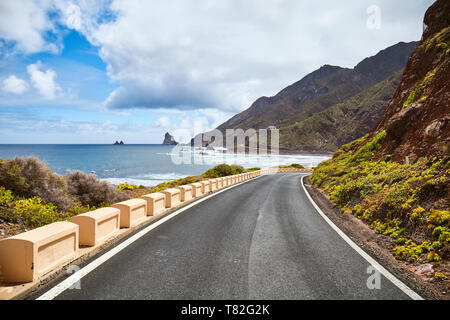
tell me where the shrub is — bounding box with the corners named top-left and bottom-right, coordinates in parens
top-left (203, 164), bottom-right (245, 178)
top-left (116, 183), bottom-right (145, 191)
top-left (434, 273), bottom-right (447, 280)
top-left (65, 171), bottom-right (130, 208)
top-left (13, 197), bottom-right (60, 228)
top-left (246, 167), bottom-right (261, 172)
top-left (427, 252), bottom-right (441, 262)
top-left (151, 176), bottom-right (203, 193)
top-left (347, 131), bottom-right (387, 164)
top-left (428, 209), bottom-right (449, 226)
top-left (0, 187), bottom-right (14, 206)
top-left (329, 180), bottom-right (366, 206)
top-left (410, 207), bottom-right (428, 225)
top-left (290, 164), bottom-right (305, 169)
top-left (0, 157), bottom-right (73, 211)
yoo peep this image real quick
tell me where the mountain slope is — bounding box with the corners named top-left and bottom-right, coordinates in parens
top-left (311, 0), bottom-right (449, 280)
top-left (198, 41), bottom-right (418, 152)
top-left (279, 71), bottom-right (403, 152)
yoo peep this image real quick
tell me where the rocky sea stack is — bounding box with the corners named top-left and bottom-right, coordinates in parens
top-left (163, 132), bottom-right (178, 145)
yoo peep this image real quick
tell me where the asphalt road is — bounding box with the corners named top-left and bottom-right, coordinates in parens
top-left (39, 173), bottom-right (411, 300)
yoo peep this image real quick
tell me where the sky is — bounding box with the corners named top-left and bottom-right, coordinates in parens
top-left (0, 0), bottom-right (435, 144)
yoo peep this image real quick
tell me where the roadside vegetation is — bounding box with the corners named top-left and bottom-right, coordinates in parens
top-left (278, 164), bottom-right (306, 169)
top-left (0, 159), bottom-right (261, 238)
top-left (310, 132), bottom-right (449, 268)
top-left (0, 157), bottom-right (130, 234)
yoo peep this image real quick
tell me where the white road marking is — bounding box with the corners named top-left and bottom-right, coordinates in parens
top-left (300, 175), bottom-right (424, 300)
top-left (36, 177), bottom-right (262, 300)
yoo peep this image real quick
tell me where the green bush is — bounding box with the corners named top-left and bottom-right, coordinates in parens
top-left (13, 197), bottom-right (60, 228)
top-left (428, 209), bottom-right (449, 226)
top-left (0, 187), bottom-right (14, 206)
top-left (347, 131), bottom-right (387, 164)
top-left (203, 164), bottom-right (245, 178)
top-left (116, 183), bottom-right (145, 191)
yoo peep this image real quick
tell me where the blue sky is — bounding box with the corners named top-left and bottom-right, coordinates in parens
top-left (0, 0), bottom-right (435, 144)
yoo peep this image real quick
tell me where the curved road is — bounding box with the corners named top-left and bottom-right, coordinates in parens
top-left (36, 173), bottom-right (412, 300)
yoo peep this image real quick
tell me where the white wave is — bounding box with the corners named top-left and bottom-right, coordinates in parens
top-left (169, 152), bottom-right (330, 168)
top-left (100, 172), bottom-right (189, 188)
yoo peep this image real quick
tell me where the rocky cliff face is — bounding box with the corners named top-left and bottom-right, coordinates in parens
top-left (372, 0), bottom-right (450, 163)
top-left (162, 132), bottom-right (178, 145)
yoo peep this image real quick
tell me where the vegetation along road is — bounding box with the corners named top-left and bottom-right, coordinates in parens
top-left (34, 173), bottom-right (420, 300)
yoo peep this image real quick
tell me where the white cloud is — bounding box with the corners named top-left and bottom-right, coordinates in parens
top-left (0, 0), bottom-right (59, 54)
top-left (2, 75), bottom-right (29, 94)
top-left (156, 116), bottom-right (171, 128)
top-left (75, 0), bottom-right (433, 113)
top-left (65, 3), bottom-right (82, 31)
top-left (27, 61), bottom-right (62, 100)
top-left (0, 0), bottom-right (435, 117)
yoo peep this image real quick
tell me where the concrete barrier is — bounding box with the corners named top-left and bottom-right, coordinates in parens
top-left (222, 177), bottom-right (228, 187)
top-left (112, 199), bottom-right (147, 228)
top-left (141, 193), bottom-right (166, 216)
top-left (71, 208), bottom-right (120, 247)
top-left (178, 185), bottom-right (193, 202)
top-left (209, 179), bottom-right (218, 192)
top-left (190, 182), bottom-right (203, 197)
top-left (200, 181), bottom-right (210, 194)
top-left (162, 188), bottom-right (181, 208)
top-left (0, 222), bottom-right (79, 283)
top-left (217, 177), bottom-right (224, 189)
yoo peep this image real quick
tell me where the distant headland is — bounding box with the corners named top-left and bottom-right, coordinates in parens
top-left (113, 141), bottom-right (124, 145)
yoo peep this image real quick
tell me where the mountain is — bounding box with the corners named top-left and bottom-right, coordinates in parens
top-left (162, 132), bottom-right (178, 145)
top-left (279, 71), bottom-right (403, 152)
top-left (195, 41), bottom-right (418, 152)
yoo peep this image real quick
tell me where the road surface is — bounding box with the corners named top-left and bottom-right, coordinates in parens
top-left (36, 173), bottom-right (413, 300)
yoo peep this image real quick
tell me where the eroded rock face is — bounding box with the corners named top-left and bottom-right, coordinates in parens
top-left (373, 0), bottom-right (450, 162)
top-left (163, 132), bottom-right (178, 145)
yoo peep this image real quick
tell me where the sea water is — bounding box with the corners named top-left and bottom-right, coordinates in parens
top-left (0, 145), bottom-right (330, 187)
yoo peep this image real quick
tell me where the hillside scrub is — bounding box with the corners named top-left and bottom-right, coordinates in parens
top-left (0, 157), bottom-right (131, 232)
top-left (311, 132), bottom-right (449, 264)
top-left (65, 171), bottom-right (131, 208)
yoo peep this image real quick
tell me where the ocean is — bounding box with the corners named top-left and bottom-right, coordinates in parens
top-left (0, 145), bottom-right (330, 187)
